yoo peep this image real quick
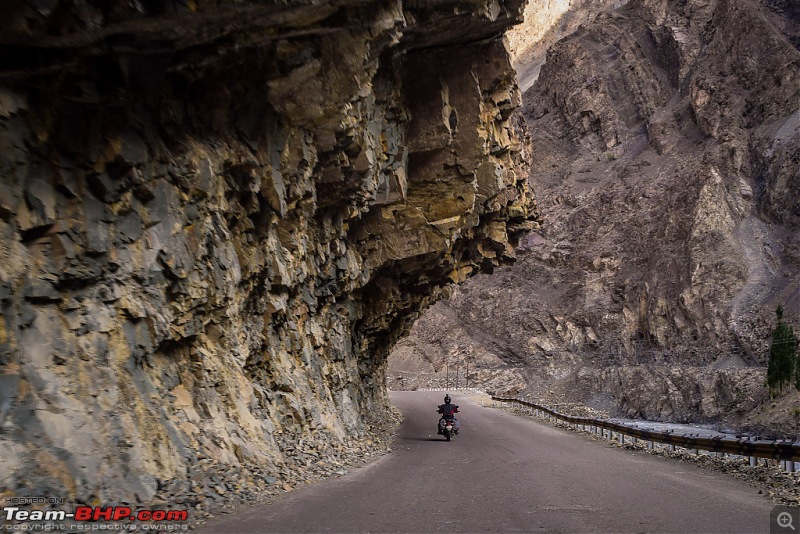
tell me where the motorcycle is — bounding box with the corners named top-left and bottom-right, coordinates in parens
top-left (437, 416), bottom-right (459, 441)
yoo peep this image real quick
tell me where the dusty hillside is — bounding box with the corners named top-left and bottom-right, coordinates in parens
top-left (506, 0), bottom-right (626, 90)
top-left (390, 0), bottom-right (800, 437)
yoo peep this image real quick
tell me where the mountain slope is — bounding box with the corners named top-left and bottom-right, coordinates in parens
top-left (390, 0), bottom-right (800, 436)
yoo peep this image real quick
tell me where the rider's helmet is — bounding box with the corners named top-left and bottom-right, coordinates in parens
top-left (444, 394), bottom-right (451, 403)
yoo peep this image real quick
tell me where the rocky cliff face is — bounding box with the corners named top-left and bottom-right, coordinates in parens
top-left (390, 0), bottom-right (800, 435)
top-left (0, 0), bottom-right (536, 505)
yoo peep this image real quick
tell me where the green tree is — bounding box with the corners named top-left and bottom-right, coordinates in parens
top-left (767, 304), bottom-right (798, 398)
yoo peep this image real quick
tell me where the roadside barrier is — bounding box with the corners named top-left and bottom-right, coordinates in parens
top-left (491, 396), bottom-right (800, 473)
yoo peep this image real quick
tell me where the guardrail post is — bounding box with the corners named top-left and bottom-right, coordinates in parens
top-left (669, 444), bottom-right (675, 452)
top-left (647, 440), bottom-right (653, 450)
top-left (620, 434), bottom-right (625, 445)
top-left (749, 456), bottom-right (757, 467)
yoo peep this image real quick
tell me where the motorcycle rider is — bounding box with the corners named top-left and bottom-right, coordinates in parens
top-left (437, 394), bottom-right (460, 435)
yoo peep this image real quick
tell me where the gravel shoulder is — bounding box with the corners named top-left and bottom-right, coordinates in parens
top-left (187, 407), bottom-right (403, 530)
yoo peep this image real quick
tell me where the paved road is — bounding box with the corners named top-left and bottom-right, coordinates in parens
top-left (201, 391), bottom-right (775, 533)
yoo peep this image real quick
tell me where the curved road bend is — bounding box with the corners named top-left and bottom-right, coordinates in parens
top-left (200, 391), bottom-right (774, 533)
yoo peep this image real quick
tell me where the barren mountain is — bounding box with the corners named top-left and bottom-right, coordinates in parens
top-left (506, 0), bottom-right (626, 91)
top-left (390, 0), bottom-right (800, 437)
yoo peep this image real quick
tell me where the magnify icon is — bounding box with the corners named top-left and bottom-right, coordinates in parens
top-left (778, 512), bottom-right (796, 531)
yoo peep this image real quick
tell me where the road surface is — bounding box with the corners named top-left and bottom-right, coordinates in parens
top-left (200, 391), bottom-right (775, 533)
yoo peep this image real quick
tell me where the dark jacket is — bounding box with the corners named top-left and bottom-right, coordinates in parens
top-left (437, 403), bottom-right (459, 419)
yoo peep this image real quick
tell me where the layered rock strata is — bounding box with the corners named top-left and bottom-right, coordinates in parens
top-left (0, 1), bottom-right (536, 503)
top-left (391, 0), bottom-right (800, 435)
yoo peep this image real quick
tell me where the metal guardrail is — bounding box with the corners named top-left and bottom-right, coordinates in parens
top-left (491, 396), bottom-right (800, 472)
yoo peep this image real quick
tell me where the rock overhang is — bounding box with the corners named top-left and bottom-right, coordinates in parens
top-left (0, 0), bottom-right (538, 503)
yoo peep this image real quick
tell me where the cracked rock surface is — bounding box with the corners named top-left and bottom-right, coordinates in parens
top-left (0, 0), bottom-right (537, 505)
